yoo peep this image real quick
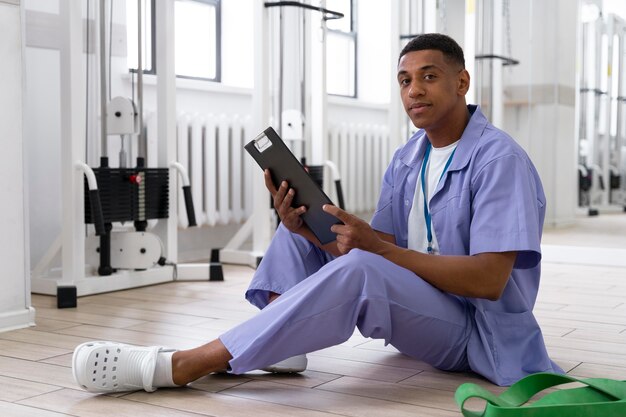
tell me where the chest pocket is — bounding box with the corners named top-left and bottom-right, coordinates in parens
top-left (392, 165), bottom-right (420, 247)
top-left (430, 185), bottom-right (471, 255)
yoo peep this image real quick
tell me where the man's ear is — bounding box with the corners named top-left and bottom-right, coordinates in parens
top-left (458, 69), bottom-right (470, 96)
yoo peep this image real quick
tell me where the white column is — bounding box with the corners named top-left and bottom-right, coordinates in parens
top-left (154, 0), bottom-right (177, 263)
top-left (388, 0), bottom-right (403, 153)
top-left (464, 0), bottom-right (476, 104)
top-left (491, 0), bottom-right (504, 128)
top-left (309, 0), bottom-right (327, 165)
top-left (506, 0), bottom-right (577, 226)
top-left (251, 0), bottom-right (272, 254)
top-left (60, 0), bottom-right (86, 286)
top-left (423, 0), bottom-right (438, 33)
top-left (601, 16), bottom-right (614, 207)
top-left (0, 0), bottom-right (35, 331)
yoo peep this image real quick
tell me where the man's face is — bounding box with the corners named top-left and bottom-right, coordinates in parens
top-left (397, 49), bottom-right (469, 132)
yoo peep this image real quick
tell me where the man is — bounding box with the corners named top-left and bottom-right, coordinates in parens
top-left (72, 33), bottom-right (561, 394)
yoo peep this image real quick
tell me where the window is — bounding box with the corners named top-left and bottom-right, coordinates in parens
top-left (175, 0), bottom-right (221, 80)
top-left (126, 0), bottom-right (221, 82)
top-left (326, 0), bottom-right (356, 97)
top-left (126, 0), bottom-right (155, 74)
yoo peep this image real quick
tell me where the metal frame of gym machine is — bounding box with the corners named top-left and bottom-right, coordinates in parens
top-left (390, 0), bottom-right (515, 150)
top-left (578, 7), bottom-right (626, 215)
top-left (30, 0), bottom-right (223, 308)
top-left (220, 0), bottom-right (344, 268)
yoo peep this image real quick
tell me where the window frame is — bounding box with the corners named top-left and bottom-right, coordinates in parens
top-left (128, 0), bottom-right (157, 75)
top-left (326, 0), bottom-right (357, 98)
top-left (174, 0), bottom-right (222, 82)
top-left (128, 0), bottom-right (222, 83)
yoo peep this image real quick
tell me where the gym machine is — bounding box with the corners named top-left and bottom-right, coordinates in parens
top-left (578, 9), bottom-right (626, 215)
top-left (31, 0), bottom-right (221, 308)
top-left (220, 1), bottom-right (346, 268)
top-left (390, 0), bottom-right (518, 144)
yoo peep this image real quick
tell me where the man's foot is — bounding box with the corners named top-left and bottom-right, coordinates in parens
top-left (72, 341), bottom-right (175, 393)
top-left (262, 354), bottom-right (308, 373)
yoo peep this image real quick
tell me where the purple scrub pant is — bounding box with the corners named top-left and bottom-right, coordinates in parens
top-left (219, 224), bottom-right (474, 374)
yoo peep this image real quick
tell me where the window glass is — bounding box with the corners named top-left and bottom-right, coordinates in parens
top-left (126, 0), bottom-right (153, 72)
top-left (326, 0), bottom-right (355, 97)
top-left (175, 0), bottom-right (219, 80)
top-left (326, 31), bottom-right (356, 97)
top-left (126, 0), bottom-right (220, 81)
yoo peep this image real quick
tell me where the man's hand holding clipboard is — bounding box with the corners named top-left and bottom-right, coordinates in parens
top-left (263, 169), bottom-right (308, 233)
top-left (246, 127), bottom-right (396, 257)
top-left (244, 127), bottom-right (342, 245)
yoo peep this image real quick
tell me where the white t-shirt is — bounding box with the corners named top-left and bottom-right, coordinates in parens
top-left (407, 140), bottom-right (459, 254)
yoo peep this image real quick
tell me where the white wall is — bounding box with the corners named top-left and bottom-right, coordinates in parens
top-left (501, 0), bottom-right (578, 227)
top-left (0, 0), bottom-right (35, 332)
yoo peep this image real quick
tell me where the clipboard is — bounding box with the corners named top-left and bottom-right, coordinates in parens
top-left (244, 127), bottom-right (341, 244)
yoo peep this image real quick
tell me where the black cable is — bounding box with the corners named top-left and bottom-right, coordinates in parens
top-left (474, 54), bottom-right (520, 66)
top-left (264, 1), bottom-right (344, 21)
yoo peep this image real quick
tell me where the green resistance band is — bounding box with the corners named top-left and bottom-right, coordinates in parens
top-left (455, 372), bottom-right (626, 417)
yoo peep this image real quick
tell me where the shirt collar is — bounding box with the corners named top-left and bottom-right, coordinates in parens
top-left (399, 105), bottom-right (488, 170)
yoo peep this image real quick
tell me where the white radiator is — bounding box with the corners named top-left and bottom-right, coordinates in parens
top-left (176, 113), bottom-right (253, 227)
top-left (175, 114), bottom-right (389, 228)
top-left (327, 123), bottom-right (389, 214)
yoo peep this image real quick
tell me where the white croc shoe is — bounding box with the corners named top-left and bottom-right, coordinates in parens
top-left (262, 354), bottom-right (308, 373)
top-left (72, 341), bottom-right (170, 393)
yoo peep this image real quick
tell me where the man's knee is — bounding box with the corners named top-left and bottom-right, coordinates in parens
top-left (332, 249), bottom-right (395, 278)
top-left (313, 249), bottom-right (390, 293)
top-left (336, 248), bottom-right (381, 266)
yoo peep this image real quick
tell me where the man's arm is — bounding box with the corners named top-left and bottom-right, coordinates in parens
top-left (324, 204), bottom-right (515, 301)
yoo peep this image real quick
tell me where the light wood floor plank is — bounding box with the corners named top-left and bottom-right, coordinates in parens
top-left (188, 368), bottom-right (344, 391)
top-left (0, 376), bottom-right (61, 402)
top-left (536, 316), bottom-right (626, 333)
top-left (52, 324), bottom-right (204, 350)
top-left (311, 344), bottom-right (430, 371)
top-left (67, 302), bottom-right (212, 326)
top-left (40, 352), bottom-right (73, 368)
top-left (398, 370), bottom-right (506, 393)
top-left (0, 400), bottom-right (70, 417)
top-left (30, 318), bottom-right (82, 332)
top-left (564, 328), bottom-right (626, 344)
top-left (34, 306), bottom-right (148, 328)
top-left (223, 379), bottom-right (459, 417)
top-left (568, 362), bottom-right (626, 380)
top-left (244, 369), bottom-right (344, 389)
top-left (17, 389), bottom-right (209, 417)
top-left (0, 328), bottom-right (93, 350)
top-left (123, 321), bottom-right (223, 342)
top-left (317, 375), bottom-right (462, 411)
top-left (0, 339), bottom-right (71, 361)
top-left (0, 356), bottom-right (75, 389)
top-left (125, 385), bottom-right (347, 417)
top-left (548, 346), bottom-right (626, 368)
top-left (306, 355), bottom-right (421, 383)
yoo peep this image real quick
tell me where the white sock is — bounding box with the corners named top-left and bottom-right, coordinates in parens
top-left (153, 350), bottom-right (180, 387)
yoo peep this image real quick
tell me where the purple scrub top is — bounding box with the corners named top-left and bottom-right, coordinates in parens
top-left (371, 105), bottom-right (562, 386)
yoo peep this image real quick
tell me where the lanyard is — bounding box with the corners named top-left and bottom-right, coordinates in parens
top-left (420, 142), bottom-right (456, 254)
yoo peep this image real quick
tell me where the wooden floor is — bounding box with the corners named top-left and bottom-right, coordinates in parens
top-left (2, 218), bottom-right (626, 416)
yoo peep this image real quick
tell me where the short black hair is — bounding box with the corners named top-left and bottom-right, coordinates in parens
top-left (399, 33), bottom-right (465, 69)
